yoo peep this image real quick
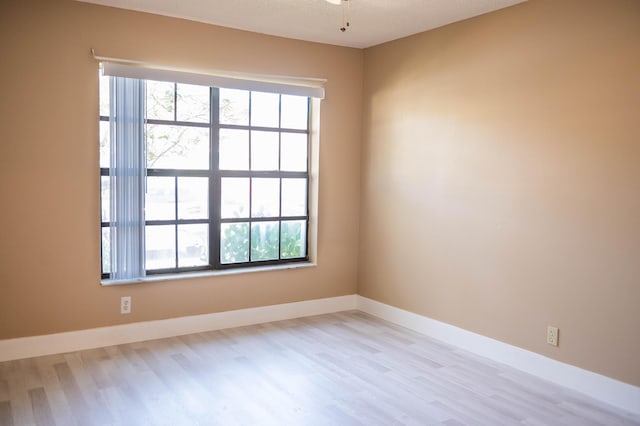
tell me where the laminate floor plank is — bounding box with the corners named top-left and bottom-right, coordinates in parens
top-left (53, 361), bottom-right (98, 425)
top-left (33, 355), bottom-right (77, 426)
top-left (6, 360), bottom-right (36, 426)
top-left (28, 387), bottom-right (56, 426)
top-left (1, 311), bottom-right (638, 425)
top-left (101, 351), bottom-right (158, 426)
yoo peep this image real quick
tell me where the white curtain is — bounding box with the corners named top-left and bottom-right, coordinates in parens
top-left (109, 76), bottom-right (146, 280)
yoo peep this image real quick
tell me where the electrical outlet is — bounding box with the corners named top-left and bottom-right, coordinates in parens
top-left (121, 296), bottom-right (131, 314)
top-left (547, 326), bottom-right (558, 346)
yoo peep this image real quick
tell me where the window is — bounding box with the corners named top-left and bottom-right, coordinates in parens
top-left (99, 68), bottom-right (315, 281)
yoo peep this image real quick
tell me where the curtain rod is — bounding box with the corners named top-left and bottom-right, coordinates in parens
top-left (90, 49), bottom-right (327, 87)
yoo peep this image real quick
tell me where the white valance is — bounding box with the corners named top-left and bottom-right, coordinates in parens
top-left (95, 52), bottom-right (326, 99)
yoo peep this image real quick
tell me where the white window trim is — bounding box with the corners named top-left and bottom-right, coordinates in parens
top-left (97, 55), bottom-right (323, 285)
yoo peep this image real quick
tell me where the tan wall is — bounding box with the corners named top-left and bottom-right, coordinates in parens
top-left (0, 0), bottom-right (362, 338)
top-left (359, 0), bottom-right (640, 386)
top-left (1, 0), bottom-right (638, 389)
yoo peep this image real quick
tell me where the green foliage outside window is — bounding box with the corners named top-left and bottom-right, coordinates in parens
top-left (221, 221), bottom-right (304, 264)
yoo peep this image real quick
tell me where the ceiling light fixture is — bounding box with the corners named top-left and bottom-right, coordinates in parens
top-left (325, 0), bottom-right (351, 32)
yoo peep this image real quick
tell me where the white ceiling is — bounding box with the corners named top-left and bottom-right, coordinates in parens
top-left (77, 0), bottom-right (526, 48)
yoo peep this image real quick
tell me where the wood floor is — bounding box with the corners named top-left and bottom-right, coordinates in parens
top-left (0, 311), bottom-right (637, 426)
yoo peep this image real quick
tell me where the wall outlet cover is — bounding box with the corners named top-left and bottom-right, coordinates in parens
top-left (547, 326), bottom-right (559, 346)
top-left (121, 296), bottom-right (132, 314)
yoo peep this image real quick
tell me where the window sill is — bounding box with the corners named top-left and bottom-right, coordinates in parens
top-left (100, 262), bottom-right (317, 286)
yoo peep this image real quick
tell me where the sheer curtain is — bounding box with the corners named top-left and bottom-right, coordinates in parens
top-left (109, 76), bottom-right (146, 280)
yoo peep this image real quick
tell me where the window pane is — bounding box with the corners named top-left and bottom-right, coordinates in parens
top-left (281, 178), bottom-right (306, 217)
top-left (145, 177), bottom-right (175, 221)
top-left (146, 125), bottom-right (209, 169)
top-left (178, 224), bottom-right (208, 267)
top-left (99, 73), bottom-right (110, 117)
top-left (146, 80), bottom-right (175, 121)
top-left (99, 120), bottom-right (110, 168)
top-left (280, 95), bottom-right (308, 130)
top-left (281, 133), bottom-right (307, 172)
top-left (251, 178), bottom-right (279, 218)
top-left (221, 178), bottom-right (249, 219)
top-left (101, 78), bottom-right (313, 274)
top-left (219, 129), bottom-right (249, 170)
top-left (146, 225), bottom-right (176, 270)
top-left (221, 223), bottom-right (249, 264)
top-left (101, 227), bottom-right (110, 274)
top-left (101, 176), bottom-right (110, 222)
top-left (251, 92), bottom-right (279, 128)
top-left (220, 89), bottom-right (249, 125)
top-left (251, 221), bottom-right (279, 261)
top-left (281, 220), bottom-right (306, 259)
top-left (176, 83), bottom-right (209, 123)
top-left (178, 177), bottom-right (208, 220)
top-left (251, 131), bottom-right (279, 171)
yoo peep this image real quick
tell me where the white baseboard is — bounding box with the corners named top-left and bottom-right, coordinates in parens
top-left (2, 293), bottom-right (637, 417)
top-left (356, 295), bottom-right (640, 417)
top-left (0, 295), bottom-right (357, 363)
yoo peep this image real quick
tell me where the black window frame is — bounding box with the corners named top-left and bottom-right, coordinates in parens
top-left (100, 81), bottom-right (311, 280)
